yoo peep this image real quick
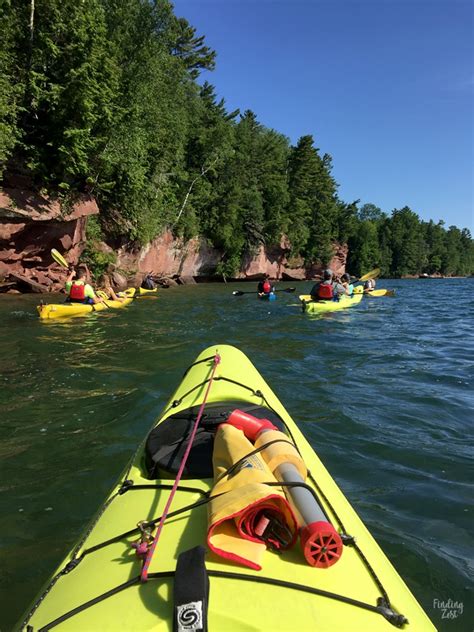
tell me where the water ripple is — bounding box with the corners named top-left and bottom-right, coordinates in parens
top-left (0, 279), bottom-right (473, 631)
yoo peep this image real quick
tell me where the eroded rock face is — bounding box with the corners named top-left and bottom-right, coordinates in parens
top-left (0, 188), bottom-right (98, 291)
top-left (0, 189), bottom-right (347, 291)
top-left (117, 231), bottom-right (347, 281)
top-left (115, 232), bottom-right (223, 282)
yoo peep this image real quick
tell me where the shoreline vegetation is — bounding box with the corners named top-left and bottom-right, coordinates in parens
top-left (1, 0), bottom-right (472, 285)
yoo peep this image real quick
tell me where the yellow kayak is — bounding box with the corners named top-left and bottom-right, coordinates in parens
top-left (299, 292), bottom-right (363, 313)
top-left (138, 286), bottom-right (158, 296)
top-left (36, 288), bottom-right (135, 320)
top-left (20, 345), bottom-right (435, 631)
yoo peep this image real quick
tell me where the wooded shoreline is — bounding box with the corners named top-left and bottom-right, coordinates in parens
top-left (1, 1), bottom-right (472, 285)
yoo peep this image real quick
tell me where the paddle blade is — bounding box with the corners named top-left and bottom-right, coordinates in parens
top-left (51, 248), bottom-right (69, 269)
top-left (359, 267), bottom-right (380, 282)
top-left (282, 287), bottom-right (296, 293)
top-left (232, 290), bottom-right (245, 296)
top-left (367, 289), bottom-right (396, 297)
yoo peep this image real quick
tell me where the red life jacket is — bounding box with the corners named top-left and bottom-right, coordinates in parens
top-left (69, 282), bottom-right (86, 301)
top-left (262, 281), bottom-right (271, 293)
top-left (318, 283), bottom-right (333, 300)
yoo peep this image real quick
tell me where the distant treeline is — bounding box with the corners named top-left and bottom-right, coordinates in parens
top-left (1, 0), bottom-right (472, 276)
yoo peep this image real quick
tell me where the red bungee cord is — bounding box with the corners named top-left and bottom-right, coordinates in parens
top-left (140, 353), bottom-right (221, 582)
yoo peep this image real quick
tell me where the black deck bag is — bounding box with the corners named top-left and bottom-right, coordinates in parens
top-left (145, 401), bottom-right (284, 479)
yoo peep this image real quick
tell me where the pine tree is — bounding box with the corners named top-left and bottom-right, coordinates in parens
top-left (286, 135), bottom-right (318, 255)
top-left (287, 136), bottom-right (339, 264)
top-left (11, 0), bottom-right (118, 189)
top-left (0, 1), bottom-right (23, 171)
top-left (388, 207), bottom-right (427, 276)
top-left (423, 220), bottom-right (447, 274)
top-left (175, 82), bottom-right (236, 239)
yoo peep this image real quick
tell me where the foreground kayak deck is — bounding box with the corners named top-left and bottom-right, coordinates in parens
top-left (21, 345), bottom-right (434, 631)
top-left (36, 289), bottom-right (135, 319)
top-left (299, 292), bottom-right (363, 313)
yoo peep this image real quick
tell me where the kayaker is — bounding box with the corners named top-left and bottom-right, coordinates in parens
top-left (103, 277), bottom-right (126, 302)
top-left (65, 268), bottom-right (102, 304)
top-left (65, 268), bottom-right (124, 304)
top-left (310, 269), bottom-right (345, 301)
top-left (141, 273), bottom-right (155, 290)
top-left (364, 277), bottom-right (376, 293)
top-left (340, 273), bottom-right (354, 296)
top-left (257, 274), bottom-right (274, 297)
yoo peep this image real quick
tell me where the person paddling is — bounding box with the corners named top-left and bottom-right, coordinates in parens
top-left (66, 268), bottom-right (123, 304)
top-left (310, 269), bottom-right (345, 301)
top-left (340, 273), bottom-right (354, 296)
top-left (141, 273), bottom-right (155, 290)
top-left (65, 268), bottom-right (102, 304)
top-left (257, 274), bottom-right (274, 297)
top-left (364, 277), bottom-right (376, 293)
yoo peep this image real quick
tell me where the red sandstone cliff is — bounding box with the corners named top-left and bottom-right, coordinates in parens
top-left (0, 188), bottom-right (98, 291)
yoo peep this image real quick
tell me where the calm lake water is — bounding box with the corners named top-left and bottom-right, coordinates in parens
top-left (0, 279), bottom-right (473, 631)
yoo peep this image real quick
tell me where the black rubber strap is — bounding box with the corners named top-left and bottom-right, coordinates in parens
top-left (174, 546), bottom-right (209, 632)
top-left (182, 355), bottom-right (216, 377)
top-left (214, 438), bottom-right (300, 484)
top-left (170, 376), bottom-right (261, 409)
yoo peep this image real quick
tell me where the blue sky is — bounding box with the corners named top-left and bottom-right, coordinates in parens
top-left (172, 0), bottom-right (473, 230)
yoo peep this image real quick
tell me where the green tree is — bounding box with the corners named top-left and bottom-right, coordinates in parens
top-left (377, 218), bottom-right (393, 277)
top-left (167, 15), bottom-right (216, 78)
top-left (459, 228), bottom-right (474, 275)
top-left (358, 202), bottom-right (386, 223)
top-left (388, 207), bottom-right (427, 276)
top-left (213, 111), bottom-right (265, 266)
top-left (13, 0), bottom-right (118, 190)
top-left (0, 1), bottom-right (23, 171)
top-left (423, 220), bottom-right (447, 274)
top-left (336, 199), bottom-right (359, 245)
top-left (306, 152), bottom-right (340, 265)
top-left (97, 0), bottom-right (215, 243)
top-left (202, 111), bottom-right (290, 274)
top-left (175, 82), bottom-right (237, 239)
top-left (255, 128), bottom-right (290, 245)
top-left (347, 220), bottom-right (381, 276)
top-left (287, 136), bottom-right (340, 264)
top-left (286, 135), bottom-right (319, 255)
top-left (442, 226), bottom-right (462, 275)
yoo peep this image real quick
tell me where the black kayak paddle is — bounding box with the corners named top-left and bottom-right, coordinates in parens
top-left (232, 287), bottom-right (296, 296)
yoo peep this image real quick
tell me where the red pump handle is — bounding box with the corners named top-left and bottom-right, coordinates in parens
top-left (226, 409), bottom-right (277, 441)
